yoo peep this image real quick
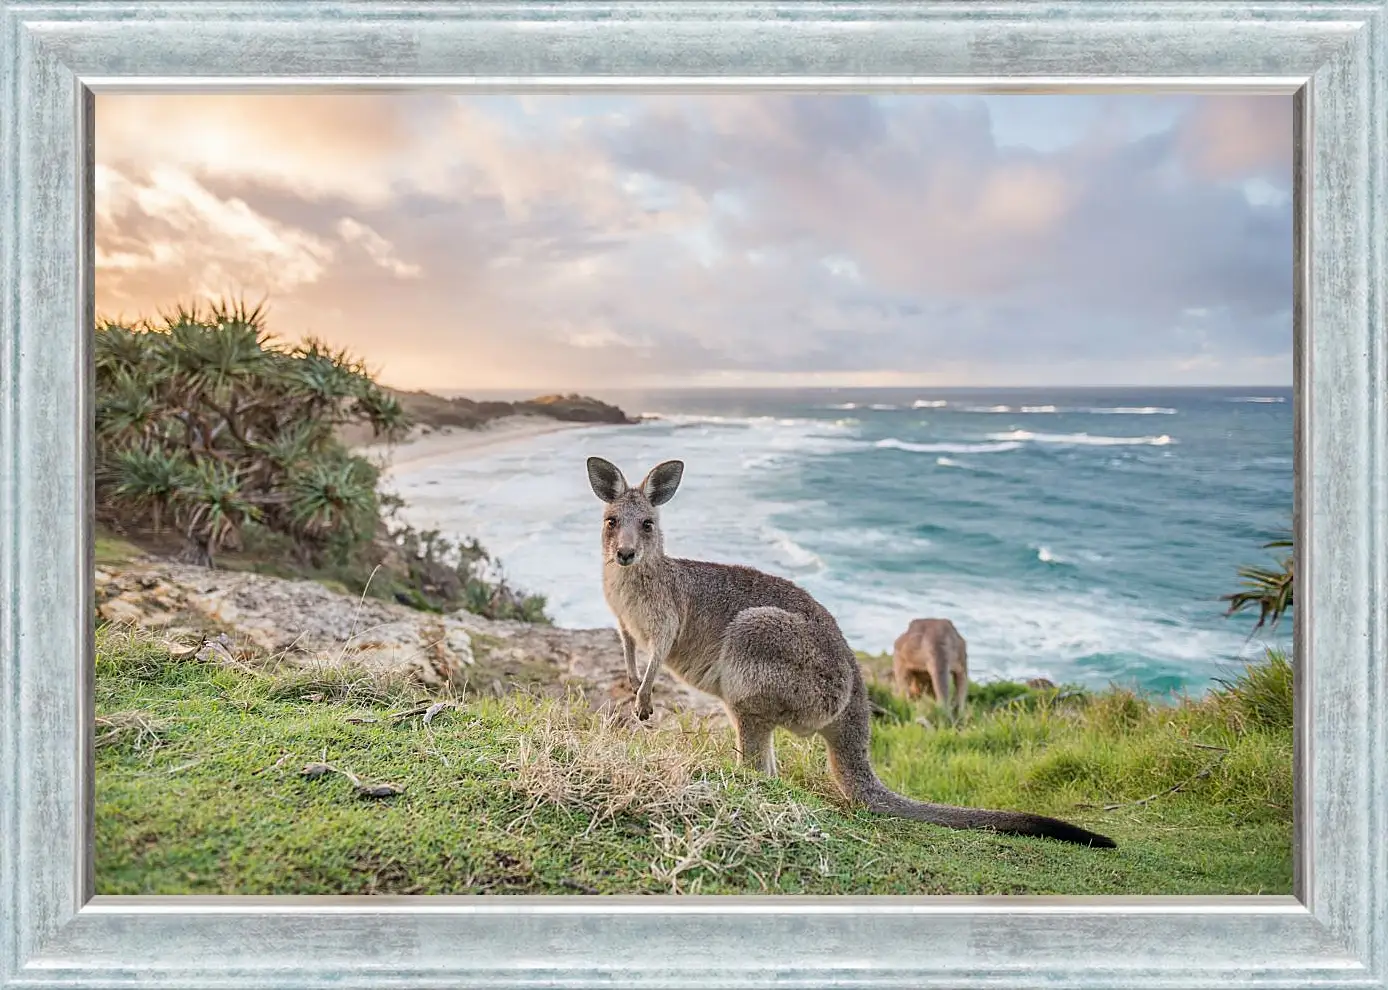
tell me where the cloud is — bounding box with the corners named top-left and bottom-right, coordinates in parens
top-left (97, 94), bottom-right (437, 207)
top-left (335, 218), bottom-right (422, 279)
top-left (94, 93), bottom-right (1293, 388)
top-left (1175, 95), bottom-right (1291, 182)
top-left (95, 163), bottom-right (335, 307)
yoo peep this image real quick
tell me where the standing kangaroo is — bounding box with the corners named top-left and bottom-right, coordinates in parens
top-left (586, 456), bottom-right (1116, 849)
top-left (893, 618), bottom-right (969, 720)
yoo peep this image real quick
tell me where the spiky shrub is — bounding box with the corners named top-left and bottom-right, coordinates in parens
top-left (94, 300), bottom-right (408, 566)
top-left (1222, 533), bottom-right (1293, 633)
top-left (95, 299), bottom-right (549, 623)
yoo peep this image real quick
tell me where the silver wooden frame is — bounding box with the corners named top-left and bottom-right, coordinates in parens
top-left (1, 2), bottom-right (1383, 988)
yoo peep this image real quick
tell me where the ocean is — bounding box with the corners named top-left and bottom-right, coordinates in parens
top-left (385, 386), bottom-right (1293, 696)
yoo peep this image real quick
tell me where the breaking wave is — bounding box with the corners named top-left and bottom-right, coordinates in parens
top-left (1081, 406), bottom-right (1177, 415)
top-left (874, 437), bottom-right (1024, 455)
top-left (987, 430), bottom-right (1175, 447)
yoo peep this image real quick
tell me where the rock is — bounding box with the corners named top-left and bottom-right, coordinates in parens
top-left (197, 637), bottom-right (239, 665)
top-left (377, 389), bottom-right (635, 435)
top-left (515, 393), bottom-right (633, 424)
top-left (138, 609), bottom-right (176, 629)
top-left (91, 559), bottom-right (722, 718)
top-left (1026, 677), bottom-right (1057, 690)
top-left (98, 597), bottom-right (147, 626)
top-left (443, 626), bottom-right (476, 667)
top-left (164, 637), bottom-right (203, 660)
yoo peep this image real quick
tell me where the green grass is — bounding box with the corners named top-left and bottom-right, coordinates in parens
top-left (95, 626), bottom-right (1293, 895)
top-left (95, 531), bottom-right (144, 567)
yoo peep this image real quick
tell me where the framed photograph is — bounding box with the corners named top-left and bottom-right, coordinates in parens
top-left (1, 1), bottom-right (1384, 987)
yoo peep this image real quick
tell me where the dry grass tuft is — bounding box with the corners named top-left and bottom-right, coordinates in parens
top-left (502, 698), bottom-right (827, 892)
top-left (261, 659), bottom-right (424, 706)
top-left (94, 710), bottom-right (169, 751)
top-left (190, 632), bottom-right (432, 706)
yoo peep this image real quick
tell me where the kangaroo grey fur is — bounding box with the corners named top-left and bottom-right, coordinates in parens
top-left (893, 618), bottom-right (969, 720)
top-left (585, 456), bottom-right (1116, 849)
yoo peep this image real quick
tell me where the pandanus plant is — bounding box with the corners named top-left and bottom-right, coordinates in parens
top-left (94, 298), bottom-right (412, 567)
top-left (1222, 531), bottom-right (1294, 634)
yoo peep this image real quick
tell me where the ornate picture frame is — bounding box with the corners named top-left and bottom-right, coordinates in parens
top-left (1, 2), bottom-right (1384, 986)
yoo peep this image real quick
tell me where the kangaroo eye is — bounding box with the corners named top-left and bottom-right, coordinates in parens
top-left (641, 519), bottom-right (654, 532)
top-left (605, 517), bottom-right (618, 529)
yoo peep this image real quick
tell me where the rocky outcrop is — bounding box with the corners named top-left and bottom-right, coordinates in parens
top-left (513, 393), bottom-right (635, 424)
top-left (95, 561), bottom-right (725, 721)
top-left (337, 390), bottom-right (635, 448)
top-left (390, 390), bottom-right (633, 431)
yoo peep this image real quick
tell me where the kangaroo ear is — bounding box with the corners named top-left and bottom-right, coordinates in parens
top-left (586, 456), bottom-right (628, 503)
top-left (641, 460), bottom-right (684, 507)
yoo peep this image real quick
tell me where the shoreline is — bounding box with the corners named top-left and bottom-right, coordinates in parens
top-left (363, 415), bottom-right (599, 473)
top-left (361, 401), bottom-right (1285, 696)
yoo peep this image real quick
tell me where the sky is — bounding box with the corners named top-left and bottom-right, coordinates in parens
top-left (93, 93), bottom-right (1292, 392)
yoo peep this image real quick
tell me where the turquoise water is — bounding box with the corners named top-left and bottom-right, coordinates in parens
top-left (388, 387), bottom-right (1293, 695)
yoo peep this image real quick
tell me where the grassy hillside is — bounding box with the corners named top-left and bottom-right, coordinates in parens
top-left (95, 625), bottom-right (1293, 896)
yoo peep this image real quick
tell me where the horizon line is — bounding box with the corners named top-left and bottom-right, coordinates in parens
top-left (399, 382), bottom-right (1296, 394)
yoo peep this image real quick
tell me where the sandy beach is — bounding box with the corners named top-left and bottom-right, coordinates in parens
top-left (362, 415), bottom-right (590, 473)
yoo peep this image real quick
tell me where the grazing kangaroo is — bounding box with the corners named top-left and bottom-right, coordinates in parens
top-left (585, 456), bottom-right (1116, 849)
top-left (893, 618), bottom-right (969, 720)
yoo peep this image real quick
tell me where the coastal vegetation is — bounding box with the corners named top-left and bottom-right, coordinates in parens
top-left (94, 300), bottom-right (555, 622)
top-left (1222, 532), bottom-right (1294, 633)
top-left (96, 299), bottom-right (406, 565)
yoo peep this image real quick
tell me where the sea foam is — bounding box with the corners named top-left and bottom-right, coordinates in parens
top-left (822, 581), bottom-right (1261, 684)
top-left (987, 430), bottom-right (1175, 447)
top-left (875, 437), bottom-right (1023, 455)
top-left (1080, 406), bottom-right (1177, 415)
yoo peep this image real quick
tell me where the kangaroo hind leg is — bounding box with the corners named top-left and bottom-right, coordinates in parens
top-left (718, 606), bottom-right (853, 739)
top-left (730, 712), bottom-right (777, 777)
top-left (951, 665), bottom-right (968, 720)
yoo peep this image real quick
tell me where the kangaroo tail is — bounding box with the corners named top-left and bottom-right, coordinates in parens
top-left (848, 772), bottom-right (1117, 848)
top-left (823, 684), bottom-right (1117, 849)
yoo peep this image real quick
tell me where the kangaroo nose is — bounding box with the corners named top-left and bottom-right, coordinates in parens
top-left (615, 548), bottom-right (636, 565)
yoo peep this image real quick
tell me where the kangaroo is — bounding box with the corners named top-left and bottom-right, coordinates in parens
top-left (893, 618), bottom-right (969, 720)
top-left (585, 456), bottom-right (1117, 849)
